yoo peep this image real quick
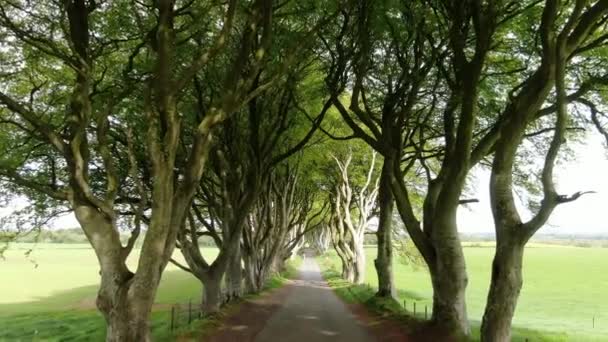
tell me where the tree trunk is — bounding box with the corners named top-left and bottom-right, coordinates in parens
top-left (201, 270), bottom-right (223, 314)
top-left (481, 239), bottom-right (524, 342)
top-left (290, 242), bottom-right (302, 260)
top-left (343, 261), bottom-right (355, 283)
top-left (102, 303), bottom-right (150, 342)
top-left (428, 226), bottom-right (469, 337)
top-left (375, 159), bottom-right (395, 297)
top-left (224, 238), bottom-right (243, 301)
top-left (271, 254), bottom-right (284, 274)
top-left (243, 254), bottom-right (259, 294)
top-left (77, 207), bottom-right (155, 342)
top-left (353, 243), bottom-right (366, 284)
top-left (96, 271), bottom-right (152, 342)
top-left (255, 266), bottom-right (267, 291)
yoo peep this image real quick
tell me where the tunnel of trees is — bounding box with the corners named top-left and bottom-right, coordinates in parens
top-left (0, 0), bottom-right (607, 341)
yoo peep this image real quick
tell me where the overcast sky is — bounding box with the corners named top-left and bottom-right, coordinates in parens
top-left (458, 132), bottom-right (608, 235)
top-left (2, 133), bottom-right (606, 236)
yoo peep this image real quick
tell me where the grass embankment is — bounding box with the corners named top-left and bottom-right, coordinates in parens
top-left (0, 243), bottom-right (299, 341)
top-left (317, 244), bottom-right (608, 342)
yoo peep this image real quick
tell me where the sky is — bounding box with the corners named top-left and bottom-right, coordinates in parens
top-left (1, 133), bottom-right (607, 237)
top-left (458, 132), bottom-right (608, 235)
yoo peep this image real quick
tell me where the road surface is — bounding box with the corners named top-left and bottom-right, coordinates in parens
top-left (254, 257), bottom-right (375, 342)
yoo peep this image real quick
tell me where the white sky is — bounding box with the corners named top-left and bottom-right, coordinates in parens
top-left (458, 132), bottom-right (608, 235)
top-left (2, 133), bottom-right (607, 236)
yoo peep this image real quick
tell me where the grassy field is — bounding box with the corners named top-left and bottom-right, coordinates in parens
top-left (0, 243), bottom-right (218, 341)
top-left (318, 244), bottom-right (608, 341)
top-left (2, 242), bottom-right (606, 341)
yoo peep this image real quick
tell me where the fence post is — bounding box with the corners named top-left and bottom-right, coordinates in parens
top-left (593, 316), bottom-right (595, 328)
top-left (425, 305), bottom-right (428, 320)
top-left (170, 306), bottom-right (175, 332)
top-left (188, 299), bottom-right (192, 324)
top-left (403, 300), bottom-right (406, 311)
top-left (413, 302), bottom-right (416, 317)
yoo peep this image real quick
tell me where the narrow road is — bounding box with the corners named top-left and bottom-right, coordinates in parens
top-left (254, 257), bottom-right (375, 342)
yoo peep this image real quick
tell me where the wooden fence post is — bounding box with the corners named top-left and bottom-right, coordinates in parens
top-left (170, 306), bottom-right (175, 332)
top-left (425, 305), bottom-right (428, 319)
top-left (188, 299), bottom-right (192, 324)
top-left (413, 302), bottom-right (416, 316)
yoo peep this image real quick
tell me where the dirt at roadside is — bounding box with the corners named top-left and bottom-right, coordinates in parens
top-left (183, 283), bottom-right (294, 342)
top-left (180, 259), bottom-right (454, 342)
top-left (346, 302), bottom-right (457, 342)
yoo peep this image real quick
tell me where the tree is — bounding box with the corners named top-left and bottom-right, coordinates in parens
top-left (328, 151), bottom-right (378, 284)
top-left (481, 1), bottom-right (608, 340)
top-left (173, 18), bottom-right (334, 308)
top-left (0, 0), bottom-right (276, 339)
top-left (243, 166), bottom-right (326, 292)
top-left (176, 107), bottom-right (327, 312)
top-left (320, 0), bottom-right (437, 299)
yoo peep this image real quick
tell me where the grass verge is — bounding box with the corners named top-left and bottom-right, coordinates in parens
top-left (0, 254), bottom-right (301, 342)
top-left (316, 255), bottom-right (598, 342)
top-left (176, 257), bottom-right (302, 340)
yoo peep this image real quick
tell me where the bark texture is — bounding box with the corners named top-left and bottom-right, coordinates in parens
top-left (375, 158), bottom-right (395, 297)
top-left (481, 241), bottom-right (524, 342)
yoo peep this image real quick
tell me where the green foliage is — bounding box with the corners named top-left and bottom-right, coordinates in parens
top-left (393, 238), bottom-right (426, 271)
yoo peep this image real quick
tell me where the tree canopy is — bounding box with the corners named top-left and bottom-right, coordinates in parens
top-left (1, 1), bottom-right (607, 341)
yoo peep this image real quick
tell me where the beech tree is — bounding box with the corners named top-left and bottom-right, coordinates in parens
top-left (2, 1), bottom-right (607, 341)
top-left (243, 168), bottom-right (326, 292)
top-left (174, 78), bottom-right (330, 310)
top-left (480, 1), bottom-right (608, 340)
top-left (172, 42), bottom-right (333, 307)
top-left (0, 0), bottom-right (278, 339)
top-left (320, 0), bottom-right (437, 299)
top-left (328, 151), bottom-right (378, 284)
top-left (388, 1), bottom-right (608, 337)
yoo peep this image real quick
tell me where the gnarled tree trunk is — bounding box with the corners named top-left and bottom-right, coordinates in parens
top-left (243, 253), bottom-right (260, 294)
top-left (201, 269), bottom-right (224, 314)
top-left (329, 151), bottom-right (378, 285)
top-left (481, 239), bottom-right (524, 342)
top-left (375, 158), bottom-right (395, 297)
top-left (428, 240), bottom-right (469, 336)
top-left (96, 269), bottom-right (144, 341)
top-left (77, 207), bottom-right (162, 342)
top-left (427, 195), bottom-right (470, 336)
top-left (353, 242), bottom-right (366, 285)
top-left (224, 241), bottom-right (243, 300)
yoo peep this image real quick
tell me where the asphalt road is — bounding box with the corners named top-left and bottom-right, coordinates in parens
top-left (254, 257), bottom-right (375, 342)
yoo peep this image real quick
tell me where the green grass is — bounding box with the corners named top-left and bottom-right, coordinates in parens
top-left (318, 244), bottom-right (608, 341)
top-left (0, 243), bottom-right (300, 341)
top-left (0, 243), bottom-right (219, 341)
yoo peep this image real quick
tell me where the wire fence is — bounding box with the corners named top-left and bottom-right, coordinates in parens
top-left (168, 281), bottom-right (602, 337)
top-left (401, 298), bottom-right (430, 320)
top-left (353, 282), bottom-right (601, 339)
top-left (169, 299), bottom-right (206, 333)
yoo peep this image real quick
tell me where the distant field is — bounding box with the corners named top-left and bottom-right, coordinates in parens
top-left (320, 244), bottom-right (608, 341)
top-left (2, 243), bottom-right (607, 341)
top-left (0, 243), bottom-right (218, 341)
